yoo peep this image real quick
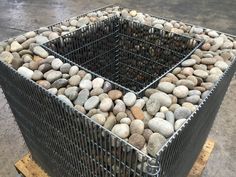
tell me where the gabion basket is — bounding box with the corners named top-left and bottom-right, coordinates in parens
top-left (0, 5), bottom-right (236, 177)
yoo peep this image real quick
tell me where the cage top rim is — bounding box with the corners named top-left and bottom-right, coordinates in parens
top-left (46, 15), bottom-right (203, 45)
top-left (42, 15), bottom-right (204, 95)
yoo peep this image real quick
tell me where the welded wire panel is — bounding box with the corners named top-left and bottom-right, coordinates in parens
top-left (0, 60), bottom-right (154, 177)
top-left (156, 59), bottom-right (236, 177)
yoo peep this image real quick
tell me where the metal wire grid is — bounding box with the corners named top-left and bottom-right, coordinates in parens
top-left (44, 16), bottom-right (203, 95)
top-left (156, 59), bottom-right (236, 177)
top-left (0, 57), bottom-right (156, 177)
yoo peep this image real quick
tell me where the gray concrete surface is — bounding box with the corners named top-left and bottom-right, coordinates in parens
top-left (0, 0), bottom-right (235, 177)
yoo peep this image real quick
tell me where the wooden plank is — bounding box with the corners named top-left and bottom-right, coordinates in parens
top-left (15, 139), bottom-right (215, 177)
top-left (15, 153), bottom-right (49, 177)
top-left (187, 139), bottom-right (215, 177)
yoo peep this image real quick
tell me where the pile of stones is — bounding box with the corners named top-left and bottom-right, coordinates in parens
top-left (0, 6), bottom-right (236, 160)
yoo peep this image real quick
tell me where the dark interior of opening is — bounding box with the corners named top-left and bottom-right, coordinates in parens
top-left (44, 16), bottom-right (201, 93)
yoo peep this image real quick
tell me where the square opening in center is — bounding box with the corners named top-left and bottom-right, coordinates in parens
top-left (44, 16), bottom-right (202, 94)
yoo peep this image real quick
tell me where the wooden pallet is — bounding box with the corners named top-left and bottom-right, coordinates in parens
top-left (15, 139), bottom-right (215, 177)
top-left (187, 139), bottom-right (215, 177)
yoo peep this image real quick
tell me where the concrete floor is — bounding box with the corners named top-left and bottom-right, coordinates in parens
top-left (0, 0), bottom-right (235, 177)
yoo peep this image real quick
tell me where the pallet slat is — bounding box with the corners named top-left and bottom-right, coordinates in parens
top-left (15, 139), bottom-right (215, 177)
top-left (15, 153), bottom-right (48, 177)
top-left (187, 139), bottom-right (215, 177)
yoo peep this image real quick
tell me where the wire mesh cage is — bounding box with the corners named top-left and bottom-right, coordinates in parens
top-left (0, 5), bottom-right (236, 177)
top-left (44, 16), bottom-right (202, 95)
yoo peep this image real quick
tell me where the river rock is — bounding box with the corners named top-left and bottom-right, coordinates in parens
top-left (128, 134), bottom-right (145, 150)
top-left (113, 101), bottom-right (126, 115)
top-left (201, 58), bottom-right (217, 65)
top-left (64, 86), bottom-right (79, 101)
top-left (35, 35), bottom-right (49, 44)
top-left (131, 106), bottom-right (144, 120)
top-left (174, 107), bottom-right (191, 119)
top-left (51, 78), bottom-right (68, 89)
top-left (24, 31), bottom-right (37, 38)
top-left (210, 67), bottom-right (223, 75)
top-left (174, 119), bottom-right (186, 131)
top-left (134, 99), bottom-right (145, 109)
top-left (90, 88), bottom-right (104, 96)
top-left (33, 46), bottom-right (49, 58)
top-left (79, 79), bottom-right (92, 90)
top-left (84, 96), bottom-right (100, 110)
top-left (111, 124), bottom-right (130, 139)
top-left (69, 75), bottom-right (81, 86)
top-left (147, 133), bottom-right (167, 157)
top-left (108, 90), bottom-right (122, 100)
top-left (10, 41), bottom-right (23, 52)
top-left (69, 66), bottom-right (79, 76)
top-left (0, 51), bottom-right (13, 63)
top-left (188, 90), bottom-right (201, 96)
top-left (181, 59), bottom-right (197, 67)
top-left (157, 82), bottom-right (175, 93)
top-left (48, 88), bottom-right (57, 95)
top-left (201, 43), bottom-right (211, 51)
top-left (142, 129), bottom-right (153, 142)
top-left (104, 113), bottom-right (116, 130)
top-left (103, 81), bottom-right (112, 93)
top-left (182, 102), bottom-right (196, 112)
top-left (185, 95), bottom-right (200, 104)
top-left (17, 66), bottom-right (33, 79)
top-left (11, 54), bottom-right (24, 69)
top-left (92, 77), bottom-right (104, 88)
top-left (116, 112), bottom-right (127, 122)
top-left (120, 117), bottom-right (131, 125)
top-left (181, 67), bottom-right (194, 76)
top-left (193, 70), bottom-right (208, 79)
top-left (201, 90), bottom-right (210, 100)
top-left (37, 80), bottom-right (51, 89)
top-left (57, 95), bottom-right (73, 107)
top-left (173, 85), bottom-right (189, 98)
top-left (21, 38), bottom-right (36, 49)
top-left (99, 98), bottom-right (113, 112)
top-left (77, 17), bottom-right (90, 27)
top-left (150, 92), bottom-right (172, 107)
top-left (176, 79), bottom-right (194, 89)
top-left (15, 35), bottom-right (27, 43)
top-left (74, 89), bottom-right (89, 105)
top-left (74, 105), bottom-right (86, 114)
top-left (165, 111), bottom-right (175, 125)
top-left (60, 63), bottom-right (71, 73)
top-left (155, 112), bottom-right (165, 119)
top-left (148, 118), bottom-right (174, 137)
top-left (48, 32), bottom-right (59, 40)
top-left (146, 96), bottom-right (160, 116)
top-left (206, 74), bottom-right (221, 83)
top-left (51, 58), bottom-right (63, 70)
top-left (91, 114), bottom-right (106, 125)
top-left (208, 31), bottom-right (219, 38)
top-left (46, 71), bottom-right (62, 82)
top-left (214, 61), bottom-right (228, 71)
top-left (38, 63), bottom-right (52, 73)
top-left (32, 70), bottom-right (43, 81)
top-left (123, 92), bottom-right (136, 107)
top-left (130, 119), bottom-right (145, 135)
